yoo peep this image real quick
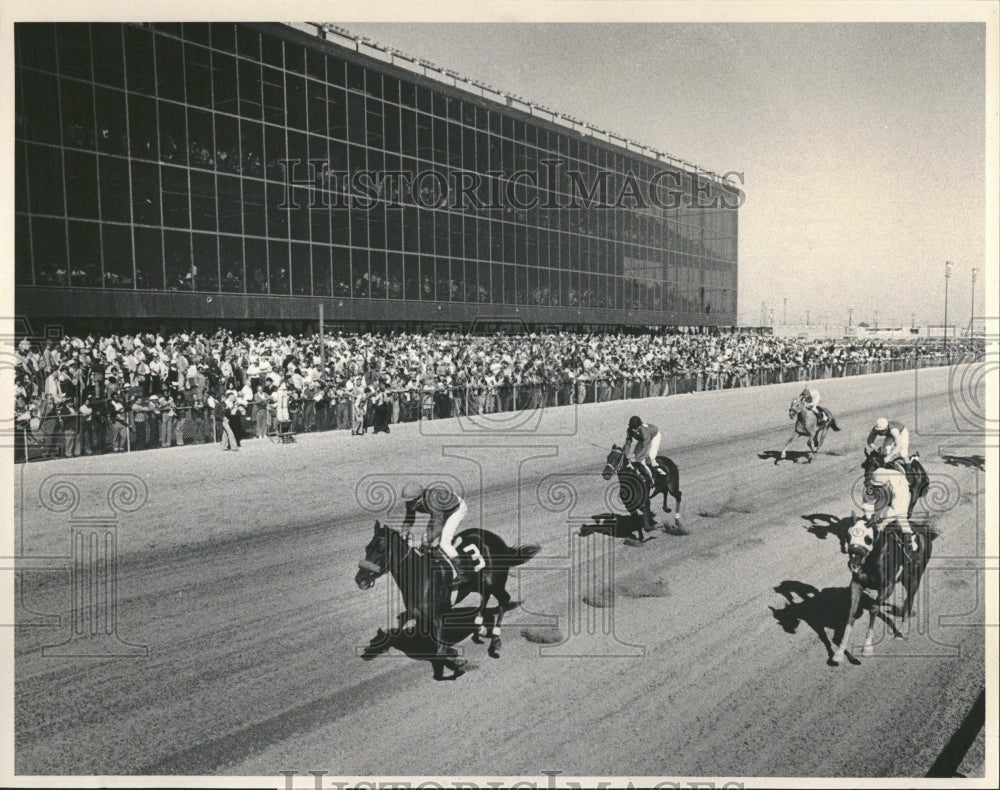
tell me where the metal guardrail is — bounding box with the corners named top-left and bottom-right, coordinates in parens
top-left (14, 352), bottom-right (980, 463)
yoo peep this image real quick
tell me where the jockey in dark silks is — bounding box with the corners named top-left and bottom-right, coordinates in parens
top-left (866, 417), bottom-right (911, 470)
top-left (401, 482), bottom-right (476, 586)
top-left (623, 416), bottom-right (666, 487)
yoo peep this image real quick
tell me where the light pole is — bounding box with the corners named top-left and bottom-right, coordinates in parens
top-left (971, 267), bottom-right (977, 336)
top-left (944, 261), bottom-right (953, 355)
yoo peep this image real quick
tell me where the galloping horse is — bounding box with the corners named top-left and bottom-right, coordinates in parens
top-left (602, 444), bottom-right (682, 539)
top-left (355, 520), bottom-right (539, 678)
top-left (780, 400), bottom-right (840, 462)
top-left (831, 514), bottom-right (932, 665)
top-left (862, 449), bottom-right (929, 520)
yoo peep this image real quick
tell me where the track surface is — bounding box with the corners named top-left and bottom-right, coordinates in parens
top-left (12, 364), bottom-right (989, 778)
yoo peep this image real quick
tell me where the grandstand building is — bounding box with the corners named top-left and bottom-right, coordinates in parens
top-left (14, 22), bottom-right (740, 334)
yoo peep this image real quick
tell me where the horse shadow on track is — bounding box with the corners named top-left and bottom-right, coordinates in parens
top-left (941, 454), bottom-right (985, 472)
top-left (802, 513), bottom-right (853, 554)
top-left (359, 605), bottom-right (503, 677)
top-left (769, 580), bottom-right (904, 665)
top-left (578, 513), bottom-right (687, 544)
top-left (758, 449), bottom-right (812, 465)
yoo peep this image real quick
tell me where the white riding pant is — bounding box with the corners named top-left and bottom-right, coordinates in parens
top-left (862, 476), bottom-right (912, 534)
top-left (438, 500), bottom-right (469, 558)
top-left (634, 432), bottom-right (661, 467)
top-left (882, 429), bottom-right (910, 464)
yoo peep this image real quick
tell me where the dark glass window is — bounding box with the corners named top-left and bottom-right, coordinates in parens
top-left (369, 250), bottom-right (387, 299)
top-left (67, 220), bottom-right (102, 287)
top-left (307, 78), bottom-right (326, 134)
top-left (185, 43), bottom-right (212, 108)
top-left (331, 207), bottom-right (349, 246)
top-left (306, 48), bottom-right (325, 81)
top-left (131, 160), bottom-right (160, 225)
top-left (158, 101), bottom-right (187, 165)
top-left (285, 41), bottom-right (304, 74)
top-left (64, 150), bottom-right (99, 219)
top-left (160, 165), bottom-right (190, 228)
top-left (57, 24), bottom-right (92, 80)
top-left (94, 87), bottom-right (127, 155)
top-left (346, 61), bottom-right (364, 92)
top-left (31, 216), bottom-right (67, 286)
top-left (332, 246), bottom-right (350, 295)
top-left (268, 240), bottom-right (290, 294)
top-left (26, 144), bottom-right (64, 215)
top-left (164, 229), bottom-right (192, 290)
top-left (245, 237), bottom-right (268, 293)
top-left (61, 78), bottom-right (94, 150)
top-left (12, 222), bottom-right (30, 288)
top-left (212, 52), bottom-right (237, 114)
top-left (286, 73), bottom-right (306, 129)
top-left (210, 23), bottom-right (236, 53)
top-left (190, 170), bottom-right (217, 232)
top-left (192, 232), bottom-right (219, 291)
top-left (350, 248), bottom-right (368, 298)
top-left (91, 24), bottom-right (125, 88)
top-left (19, 70), bottom-right (60, 144)
top-left (328, 87), bottom-right (347, 139)
top-left (399, 80), bottom-right (416, 108)
top-left (312, 243), bottom-right (332, 296)
top-left (238, 59), bottom-right (262, 120)
top-left (219, 235), bottom-right (244, 292)
top-left (347, 92), bottom-right (365, 144)
top-left (262, 66), bottom-right (285, 125)
top-left (125, 26), bottom-right (156, 95)
top-left (214, 114), bottom-right (239, 174)
top-left (310, 204), bottom-right (329, 244)
top-left (188, 107), bottom-right (214, 170)
top-left (369, 204), bottom-right (386, 250)
top-left (16, 24), bottom-right (58, 73)
top-left (217, 174), bottom-right (242, 234)
top-left (387, 252), bottom-right (403, 299)
top-left (366, 98), bottom-right (383, 149)
top-left (154, 34), bottom-right (184, 102)
top-left (133, 225), bottom-right (163, 290)
top-left (240, 119), bottom-right (264, 178)
top-left (327, 56), bottom-right (345, 87)
top-left (240, 27), bottom-right (263, 61)
top-left (98, 155), bottom-right (130, 223)
top-left (102, 221), bottom-right (133, 288)
top-left (266, 180), bottom-right (290, 238)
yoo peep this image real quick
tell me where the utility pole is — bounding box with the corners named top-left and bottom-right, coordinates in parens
top-left (944, 261), bottom-right (953, 354)
top-left (848, 308), bottom-right (853, 327)
top-left (971, 267), bottom-right (978, 335)
top-left (783, 297), bottom-right (787, 326)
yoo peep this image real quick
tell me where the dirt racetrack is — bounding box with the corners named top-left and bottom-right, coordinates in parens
top-left (12, 362), bottom-right (990, 779)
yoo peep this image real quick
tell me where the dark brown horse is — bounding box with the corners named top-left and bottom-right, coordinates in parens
top-left (831, 515), bottom-right (932, 665)
top-left (602, 444), bottom-right (682, 539)
top-left (781, 399), bottom-right (840, 462)
top-left (355, 520), bottom-right (539, 678)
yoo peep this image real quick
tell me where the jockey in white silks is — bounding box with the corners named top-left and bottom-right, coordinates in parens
top-left (866, 417), bottom-right (911, 468)
top-left (863, 466), bottom-right (919, 553)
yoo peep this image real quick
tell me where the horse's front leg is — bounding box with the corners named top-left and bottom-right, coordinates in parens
top-left (861, 604), bottom-right (879, 656)
top-left (832, 581), bottom-right (862, 664)
top-left (780, 430), bottom-right (798, 459)
top-left (431, 616), bottom-right (467, 678)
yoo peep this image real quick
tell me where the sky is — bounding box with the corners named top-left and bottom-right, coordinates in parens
top-left (344, 20), bottom-right (990, 328)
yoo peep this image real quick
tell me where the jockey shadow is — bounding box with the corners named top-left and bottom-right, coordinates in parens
top-left (941, 454), bottom-right (985, 471)
top-left (801, 513), bottom-right (853, 554)
top-left (359, 605), bottom-right (502, 673)
top-left (769, 580), bottom-right (862, 664)
top-left (578, 513), bottom-right (687, 542)
top-left (758, 449), bottom-right (812, 465)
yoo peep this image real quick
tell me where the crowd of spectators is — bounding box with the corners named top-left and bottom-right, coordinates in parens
top-left (12, 328), bottom-right (983, 461)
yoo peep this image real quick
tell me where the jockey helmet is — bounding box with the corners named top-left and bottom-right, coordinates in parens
top-left (401, 482), bottom-right (424, 502)
top-left (628, 415), bottom-right (642, 430)
top-left (873, 417), bottom-right (889, 432)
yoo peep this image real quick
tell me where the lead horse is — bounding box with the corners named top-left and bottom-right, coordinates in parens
top-left (862, 449), bottom-right (929, 519)
top-left (831, 514), bottom-right (933, 665)
top-left (780, 399), bottom-right (840, 462)
top-left (355, 520), bottom-right (540, 679)
top-left (602, 444), bottom-right (682, 539)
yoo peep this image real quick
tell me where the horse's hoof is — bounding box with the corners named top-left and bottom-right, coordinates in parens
top-left (831, 652), bottom-right (842, 665)
top-left (472, 633), bottom-right (483, 644)
top-left (489, 637), bottom-right (502, 657)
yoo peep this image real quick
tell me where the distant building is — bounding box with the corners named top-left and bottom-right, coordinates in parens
top-left (15, 22), bottom-right (740, 334)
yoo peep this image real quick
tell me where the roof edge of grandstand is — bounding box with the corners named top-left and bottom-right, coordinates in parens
top-left (282, 21), bottom-right (738, 191)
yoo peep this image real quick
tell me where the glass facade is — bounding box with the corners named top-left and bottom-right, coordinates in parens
top-left (14, 22), bottom-right (739, 327)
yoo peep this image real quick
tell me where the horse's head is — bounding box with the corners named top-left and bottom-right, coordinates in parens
top-left (788, 399), bottom-right (801, 420)
top-left (861, 449), bottom-right (884, 486)
top-left (846, 517), bottom-right (875, 575)
top-left (603, 444), bottom-right (625, 480)
top-left (355, 520), bottom-right (391, 590)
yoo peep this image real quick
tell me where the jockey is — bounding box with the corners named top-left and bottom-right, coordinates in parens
top-left (400, 481), bottom-right (475, 585)
top-left (624, 416), bottom-right (665, 485)
top-left (866, 417), bottom-right (911, 471)
top-left (799, 385), bottom-right (829, 426)
top-left (863, 466), bottom-right (919, 553)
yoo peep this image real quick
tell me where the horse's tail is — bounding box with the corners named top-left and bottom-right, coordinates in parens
top-left (829, 417), bottom-right (841, 432)
top-left (495, 544), bottom-right (541, 570)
